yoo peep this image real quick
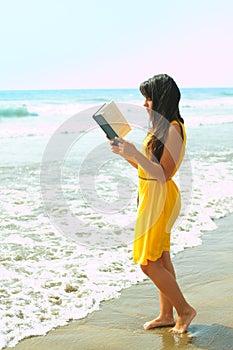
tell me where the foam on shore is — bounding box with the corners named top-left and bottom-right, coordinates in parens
top-left (5, 214), bottom-right (233, 350)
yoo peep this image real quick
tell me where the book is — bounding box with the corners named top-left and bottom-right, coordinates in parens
top-left (92, 101), bottom-right (131, 144)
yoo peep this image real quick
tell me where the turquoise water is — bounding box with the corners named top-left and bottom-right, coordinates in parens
top-left (0, 86), bottom-right (233, 117)
top-left (0, 88), bottom-right (233, 348)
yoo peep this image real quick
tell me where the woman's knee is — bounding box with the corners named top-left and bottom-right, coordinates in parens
top-left (140, 259), bottom-right (161, 275)
top-left (140, 264), bottom-right (149, 275)
top-left (161, 252), bottom-right (172, 266)
top-left (161, 251), bottom-right (176, 277)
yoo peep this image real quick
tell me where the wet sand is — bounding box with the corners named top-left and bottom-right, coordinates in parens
top-left (5, 214), bottom-right (233, 350)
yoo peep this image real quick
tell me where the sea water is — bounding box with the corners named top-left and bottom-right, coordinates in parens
top-left (0, 88), bottom-right (233, 349)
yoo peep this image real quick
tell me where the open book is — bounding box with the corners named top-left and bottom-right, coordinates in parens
top-left (92, 101), bottom-right (131, 144)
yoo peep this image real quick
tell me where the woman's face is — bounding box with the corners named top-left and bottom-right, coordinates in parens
top-left (144, 97), bottom-right (154, 120)
top-left (144, 97), bottom-right (153, 109)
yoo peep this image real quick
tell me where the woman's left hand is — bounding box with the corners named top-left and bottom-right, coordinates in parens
top-left (110, 137), bottom-right (137, 158)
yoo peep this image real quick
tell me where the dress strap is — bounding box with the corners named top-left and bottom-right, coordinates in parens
top-left (171, 120), bottom-right (179, 126)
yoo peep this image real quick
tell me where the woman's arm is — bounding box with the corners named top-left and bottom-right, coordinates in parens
top-left (125, 158), bottom-right (138, 169)
top-left (111, 124), bottom-right (183, 182)
top-left (110, 140), bottom-right (138, 169)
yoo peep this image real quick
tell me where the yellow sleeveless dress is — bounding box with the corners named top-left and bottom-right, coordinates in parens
top-left (133, 120), bottom-right (186, 265)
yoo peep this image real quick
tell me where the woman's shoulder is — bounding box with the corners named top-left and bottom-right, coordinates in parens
top-left (170, 119), bottom-right (184, 126)
top-left (170, 119), bottom-right (186, 142)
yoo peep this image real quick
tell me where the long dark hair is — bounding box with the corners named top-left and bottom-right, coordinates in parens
top-left (140, 74), bottom-right (184, 161)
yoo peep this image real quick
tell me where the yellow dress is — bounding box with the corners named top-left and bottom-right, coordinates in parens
top-left (133, 120), bottom-right (186, 265)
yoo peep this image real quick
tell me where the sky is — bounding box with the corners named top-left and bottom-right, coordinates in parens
top-left (0, 0), bottom-right (233, 90)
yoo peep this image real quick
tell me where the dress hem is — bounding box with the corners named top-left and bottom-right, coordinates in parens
top-left (133, 248), bottom-right (170, 266)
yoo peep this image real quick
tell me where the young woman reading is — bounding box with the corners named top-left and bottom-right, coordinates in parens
top-left (109, 74), bottom-right (196, 334)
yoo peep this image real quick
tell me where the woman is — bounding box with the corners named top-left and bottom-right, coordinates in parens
top-left (109, 74), bottom-right (196, 334)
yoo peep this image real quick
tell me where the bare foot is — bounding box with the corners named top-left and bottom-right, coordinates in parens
top-left (168, 307), bottom-right (196, 334)
top-left (143, 316), bottom-right (175, 330)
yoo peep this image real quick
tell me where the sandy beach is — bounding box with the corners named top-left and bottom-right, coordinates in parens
top-left (5, 214), bottom-right (233, 350)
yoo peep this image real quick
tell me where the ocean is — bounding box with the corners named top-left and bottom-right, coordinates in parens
top-left (0, 87), bottom-right (233, 349)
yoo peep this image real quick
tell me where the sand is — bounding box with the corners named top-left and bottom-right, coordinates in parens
top-left (5, 214), bottom-right (233, 350)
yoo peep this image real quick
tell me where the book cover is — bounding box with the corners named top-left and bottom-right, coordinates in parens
top-left (93, 101), bottom-right (131, 138)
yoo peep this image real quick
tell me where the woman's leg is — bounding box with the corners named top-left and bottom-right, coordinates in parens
top-left (143, 252), bottom-right (175, 329)
top-left (141, 256), bottom-right (196, 333)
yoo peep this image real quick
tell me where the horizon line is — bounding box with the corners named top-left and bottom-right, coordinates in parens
top-left (0, 85), bottom-right (233, 92)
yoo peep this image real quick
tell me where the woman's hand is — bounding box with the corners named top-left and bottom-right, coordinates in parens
top-left (110, 137), bottom-right (137, 158)
top-left (109, 138), bottom-right (121, 155)
top-left (107, 137), bottom-right (138, 169)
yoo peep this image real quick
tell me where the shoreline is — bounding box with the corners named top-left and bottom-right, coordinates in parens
top-left (5, 213), bottom-right (233, 350)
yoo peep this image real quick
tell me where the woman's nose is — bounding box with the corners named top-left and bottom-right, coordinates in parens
top-left (144, 100), bottom-right (148, 107)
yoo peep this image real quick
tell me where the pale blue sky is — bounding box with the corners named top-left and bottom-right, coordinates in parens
top-left (0, 0), bottom-right (232, 89)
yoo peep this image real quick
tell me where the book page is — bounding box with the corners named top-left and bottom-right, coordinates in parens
top-left (100, 101), bottom-right (131, 137)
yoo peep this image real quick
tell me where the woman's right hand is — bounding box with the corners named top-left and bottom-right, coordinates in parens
top-left (109, 138), bottom-right (121, 155)
top-left (108, 137), bottom-right (138, 169)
